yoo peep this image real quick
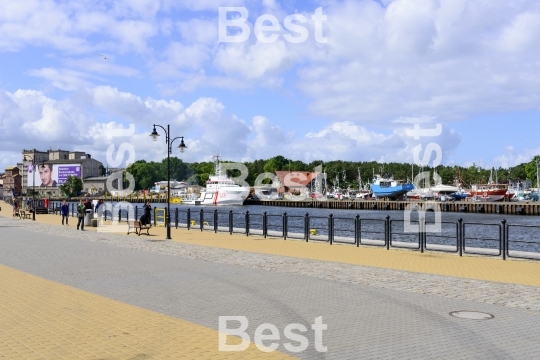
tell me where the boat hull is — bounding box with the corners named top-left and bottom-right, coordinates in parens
top-left (197, 188), bottom-right (250, 206)
top-left (372, 183), bottom-right (414, 198)
top-left (470, 189), bottom-right (507, 202)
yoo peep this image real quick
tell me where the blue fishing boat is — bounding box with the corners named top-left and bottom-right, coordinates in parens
top-left (370, 175), bottom-right (414, 199)
top-left (448, 190), bottom-right (469, 200)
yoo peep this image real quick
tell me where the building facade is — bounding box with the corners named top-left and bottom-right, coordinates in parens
top-left (19, 148), bottom-right (104, 197)
top-left (3, 167), bottom-right (22, 197)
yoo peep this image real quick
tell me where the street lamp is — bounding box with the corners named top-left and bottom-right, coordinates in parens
top-left (24, 155), bottom-right (43, 221)
top-left (150, 124), bottom-right (187, 239)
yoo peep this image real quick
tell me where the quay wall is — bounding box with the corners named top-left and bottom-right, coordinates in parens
top-left (46, 195), bottom-right (540, 215)
top-left (245, 199), bottom-right (540, 216)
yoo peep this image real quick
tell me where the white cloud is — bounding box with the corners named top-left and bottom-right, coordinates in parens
top-left (164, 42), bottom-right (210, 70)
top-left (0, 87), bottom-right (464, 174)
top-left (493, 146), bottom-right (540, 168)
top-left (28, 68), bottom-right (95, 91)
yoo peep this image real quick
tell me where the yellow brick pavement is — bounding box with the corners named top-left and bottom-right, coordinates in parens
top-left (0, 263), bottom-right (295, 359)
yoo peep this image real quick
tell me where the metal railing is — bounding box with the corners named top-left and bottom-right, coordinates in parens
top-left (44, 202), bottom-right (540, 261)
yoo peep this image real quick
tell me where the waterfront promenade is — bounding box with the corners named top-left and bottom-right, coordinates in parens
top-left (1, 201), bottom-right (540, 359)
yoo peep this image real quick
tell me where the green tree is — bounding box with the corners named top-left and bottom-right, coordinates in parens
top-left (525, 155), bottom-right (540, 187)
top-left (126, 160), bottom-right (160, 190)
top-left (59, 176), bottom-right (83, 197)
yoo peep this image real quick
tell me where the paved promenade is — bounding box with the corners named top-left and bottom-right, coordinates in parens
top-left (1, 203), bottom-right (540, 359)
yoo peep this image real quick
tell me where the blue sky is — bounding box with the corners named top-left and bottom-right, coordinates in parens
top-left (1, 0), bottom-right (540, 173)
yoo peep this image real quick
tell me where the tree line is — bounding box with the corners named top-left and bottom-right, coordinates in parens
top-left (123, 155), bottom-right (540, 191)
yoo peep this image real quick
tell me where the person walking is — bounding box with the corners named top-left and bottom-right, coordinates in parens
top-left (76, 199), bottom-right (86, 230)
top-left (13, 198), bottom-right (19, 217)
top-left (61, 200), bottom-right (69, 225)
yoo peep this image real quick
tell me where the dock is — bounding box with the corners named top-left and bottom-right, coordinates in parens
top-left (245, 199), bottom-right (540, 215)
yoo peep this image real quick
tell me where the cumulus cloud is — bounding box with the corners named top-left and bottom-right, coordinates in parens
top-left (0, 86), bottom-right (464, 173)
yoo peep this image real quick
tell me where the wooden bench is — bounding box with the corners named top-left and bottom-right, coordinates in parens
top-left (18, 210), bottom-right (32, 220)
top-left (127, 220), bottom-right (152, 236)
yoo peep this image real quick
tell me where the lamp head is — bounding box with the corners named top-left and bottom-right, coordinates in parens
top-left (150, 126), bottom-right (160, 141)
top-left (178, 137), bottom-right (187, 153)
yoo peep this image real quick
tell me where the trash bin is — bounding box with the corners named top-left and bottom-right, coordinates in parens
top-left (85, 210), bottom-right (93, 226)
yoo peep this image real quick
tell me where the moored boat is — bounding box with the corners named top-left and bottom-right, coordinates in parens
top-left (183, 156), bottom-right (250, 206)
top-left (370, 175), bottom-right (414, 199)
top-left (470, 184), bottom-right (511, 202)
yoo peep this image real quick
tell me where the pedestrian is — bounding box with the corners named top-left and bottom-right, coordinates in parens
top-left (95, 199), bottom-right (102, 212)
top-left (61, 200), bottom-right (69, 225)
top-left (13, 198), bottom-right (19, 217)
top-left (84, 198), bottom-right (93, 212)
top-left (140, 201), bottom-right (152, 225)
top-left (76, 199), bottom-right (86, 230)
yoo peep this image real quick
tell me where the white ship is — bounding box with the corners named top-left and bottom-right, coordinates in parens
top-left (182, 156), bottom-right (250, 206)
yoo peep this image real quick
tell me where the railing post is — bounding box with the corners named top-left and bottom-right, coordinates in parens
top-left (283, 212), bottom-right (287, 240)
top-left (187, 208), bottom-right (191, 230)
top-left (245, 211), bottom-right (250, 236)
top-left (118, 208), bottom-right (121, 223)
top-left (458, 218), bottom-right (463, 257)
top-left (386, 215), bottom-right (390, 250)
top-left (175, 208), bottom-right (179, 229)
top-left (502, 219), bottom-right (507, 260)
top-left (263, 211), bottom-right (267, 238)
top-left (126, 207), bottom-right (129, 221)
top-left (200, 209), bottom-right (204, 232)
top-left (305, 213), bottom-right (309, 242)
top-left (153, 206), bottom-right (157, 226)
top-left (135, 206), bottom-right (138, 222)
top-left (214, 209), bottom-right (218, 233)
top-left (229, 210), bottom-right (233, 235)
top-left (355, 215), bottom-right (360, 247)
top-left (104, 204), bottom-right (107, 221)
top-left (419, 217), bottom-right (424, 253)
top-left (329, 214), bottom-right (334, 245)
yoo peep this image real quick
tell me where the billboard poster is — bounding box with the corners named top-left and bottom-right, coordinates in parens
top-left (27, 164), bottom-right (81, 187)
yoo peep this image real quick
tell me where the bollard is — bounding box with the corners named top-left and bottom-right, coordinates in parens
top-left (187, 208), bottom-right (191, 230)
top-left (175, 208), bottom-right (179, 229)
top-left (135, 206), bottom-right (138, 222)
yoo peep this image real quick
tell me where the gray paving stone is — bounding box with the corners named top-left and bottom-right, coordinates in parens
top-left (1, 218), bottom-right (540, 359)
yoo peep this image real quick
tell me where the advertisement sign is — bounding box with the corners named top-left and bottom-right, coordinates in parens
top-left (27, 164), bottom-right (81, 187)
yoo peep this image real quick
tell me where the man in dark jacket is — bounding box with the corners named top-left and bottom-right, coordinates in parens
top-left (77, 200), bottom-right (86, 230)
top-left (61, 200), bottom-right (69, 225)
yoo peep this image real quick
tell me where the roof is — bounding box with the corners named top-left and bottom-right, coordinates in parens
top-left (83, 176), bottom-right (108, 181)
top-left (5, 166), bottom-right (18, 170)
top-left (274, 171), bottom-right (322, 187)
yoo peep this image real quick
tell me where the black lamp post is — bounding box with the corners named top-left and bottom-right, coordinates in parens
top-left (24, 155), bottom-right (42, 221)
top-left (150, 124), bottom-right (187, 239)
